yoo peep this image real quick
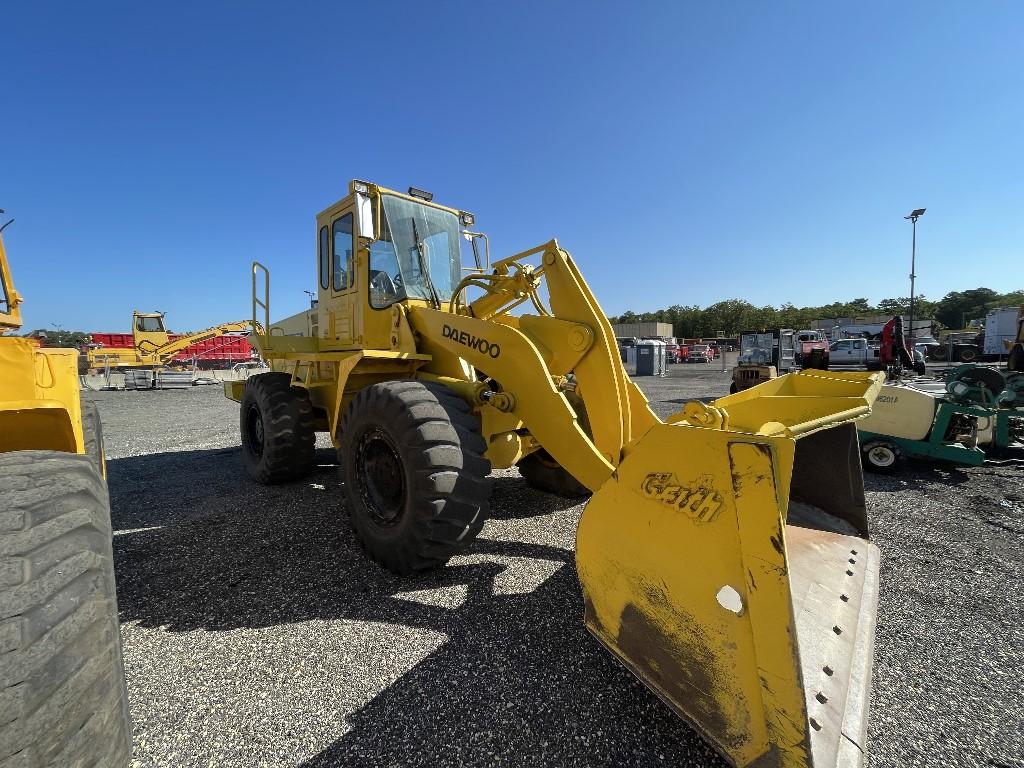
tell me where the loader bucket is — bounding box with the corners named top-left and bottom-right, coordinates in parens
top-left (576, 370), bottom-right (884, 768)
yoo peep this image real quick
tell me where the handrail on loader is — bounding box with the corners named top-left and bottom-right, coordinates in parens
top-left (252, 261), bottom-right (271, 354)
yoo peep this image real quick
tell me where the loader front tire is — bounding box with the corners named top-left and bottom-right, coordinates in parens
top-left (340, 381), bottom-right (492, 575)
top-left (0, 451), bottom-right (131, 768)
top-left (861, 439), bottom-right (904, 474)
top-left (240, 372), bottom-right (316, 484)
top-left (517, 449), bottom-right (590, 498)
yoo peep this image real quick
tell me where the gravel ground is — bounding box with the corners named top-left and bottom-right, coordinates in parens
top-left (86, 364), bottom-right (1024, 768)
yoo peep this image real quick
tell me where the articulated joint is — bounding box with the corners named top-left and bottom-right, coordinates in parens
top-left (480, 390), bottom-right (517, 413)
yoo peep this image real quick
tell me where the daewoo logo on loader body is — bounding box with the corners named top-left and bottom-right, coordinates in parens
top-left (442, 324), bottom-right (501, 359)
top-left (641, 473), bottom-right (724, 523)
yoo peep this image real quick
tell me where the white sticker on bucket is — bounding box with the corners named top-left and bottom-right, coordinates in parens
top-left (716, 585), bottom-right (744, 614)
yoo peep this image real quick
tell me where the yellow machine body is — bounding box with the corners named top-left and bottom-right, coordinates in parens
top-left (0, 232), bottom-right (85, 456)
top-left (226, 181), bottom-right (886, 767)
top-left (87, 310), bottom-right (255, 370)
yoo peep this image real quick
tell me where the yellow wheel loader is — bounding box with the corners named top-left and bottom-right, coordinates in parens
top-left (0, 221), bottom-right (131, 766)
top-left (225, 181), bottom-right (886, 768)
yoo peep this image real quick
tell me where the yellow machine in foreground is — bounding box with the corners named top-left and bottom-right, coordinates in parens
top-left (226, 181), bottom-right (885, 767)
top-left (0, 223), bottom-right (130, 766)
top-left (86, 310), bottom-right (254, 370)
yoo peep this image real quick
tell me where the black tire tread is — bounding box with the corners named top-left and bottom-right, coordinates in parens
top-left (340, 381), bottom-right (492, 574)
top-left (517, 449), bottom-right (591, 498)
top-left (240, 373), bottom-right (316, 484)
top-left (515, 390), bottom-right (591, 499)
top-left (80, 401), bottom-right (104, 477)
top-left (0, 451), bottom-right (130, 768)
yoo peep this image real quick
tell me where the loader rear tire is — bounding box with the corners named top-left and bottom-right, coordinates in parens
top-left (517, 449), bottom-right (590, 498)
top-left (0, 451), bottom-right (131, 768)
top-left (861, 439), bottom-right (904, 474)
top-left (240, 372), bottom-right (316, 484)
top-left (340, 381), bottom-right (493, 575)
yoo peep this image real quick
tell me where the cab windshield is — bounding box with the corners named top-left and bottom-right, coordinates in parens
top-left (367, 195), bottom-right (462, 308)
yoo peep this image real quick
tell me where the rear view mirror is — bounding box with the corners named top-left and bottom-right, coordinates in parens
top-left (355, 192), bottom-right (375, 241)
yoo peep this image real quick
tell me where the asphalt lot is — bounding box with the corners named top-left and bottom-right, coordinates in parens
top-left (86, 363), bottom-right (1024, 768)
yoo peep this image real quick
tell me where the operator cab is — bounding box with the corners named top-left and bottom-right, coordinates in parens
top-left (317, 181), bottom-right (483, 310)
top-left (131, 311), bottom-right (170, 351)
top-left (313, 181), bottom-right (487, 349)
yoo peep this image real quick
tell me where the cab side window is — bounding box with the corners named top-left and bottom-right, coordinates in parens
top-left (332, 214), bottom-right (353, 291)
top-left (318, 226), bottom-right (329, 290)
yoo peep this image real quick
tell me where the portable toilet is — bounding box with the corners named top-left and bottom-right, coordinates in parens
top-left (636, 339), bottom-right (667, 376)
top-left (620, 343), bottom-right (637, 367)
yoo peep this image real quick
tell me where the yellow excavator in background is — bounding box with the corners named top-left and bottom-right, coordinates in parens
top-left (0, 218), bottom-right (131, 766)
top-left (86, 310), bottom-right (256, 371)
top-left (225, 181), bottom-right (885, 768)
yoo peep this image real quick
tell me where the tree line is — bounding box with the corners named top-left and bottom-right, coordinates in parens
top-left (609, 287), bottom-right (1024, 339)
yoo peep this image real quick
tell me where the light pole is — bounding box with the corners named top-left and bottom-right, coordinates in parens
top-left (904, 208), bottom-right (926, 344)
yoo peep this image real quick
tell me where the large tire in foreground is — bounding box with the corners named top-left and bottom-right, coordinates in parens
top-left (0, 451), bottom-right (131, 767)
top-left (339, 381), bottom-right (492, 575)
top-left (517, 449), bottom-right (590, 498)
top-left (240, 372), bottom-right (316, 484)
top-left (81, 400), bottom-right (105, 477)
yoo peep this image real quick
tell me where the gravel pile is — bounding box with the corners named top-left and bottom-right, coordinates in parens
top-left (86, 365), bottom-right (1023, 768)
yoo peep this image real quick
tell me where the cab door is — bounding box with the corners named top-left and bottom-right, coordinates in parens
top-left (318, 207), bottom-right (358, 347)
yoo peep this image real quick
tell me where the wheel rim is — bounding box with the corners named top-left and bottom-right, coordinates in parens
top-left (867, 445), bottom-right (896, 467)
top-left (245, 405), bottom-right (265, 457)
top-left (355, 428), bottom-right (406, 527)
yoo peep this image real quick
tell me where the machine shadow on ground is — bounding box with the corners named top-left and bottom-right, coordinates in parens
top-left (107, 449), bottom-right (726, 767)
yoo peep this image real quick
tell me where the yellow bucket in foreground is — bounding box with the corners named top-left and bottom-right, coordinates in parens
top-left (577, 370), bottom-right (884, 768)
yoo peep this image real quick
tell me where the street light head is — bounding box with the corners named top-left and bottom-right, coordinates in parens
top-left (904, 208), bottom-right (926, 220)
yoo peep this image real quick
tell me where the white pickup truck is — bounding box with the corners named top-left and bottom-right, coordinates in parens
top-left (830, 337), bottom-right (927, 374)
top-left (829, 338), bottom-right (881, 367)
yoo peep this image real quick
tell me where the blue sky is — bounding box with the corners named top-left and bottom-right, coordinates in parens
top-left (2, 2), bottom-right (1022, 333)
